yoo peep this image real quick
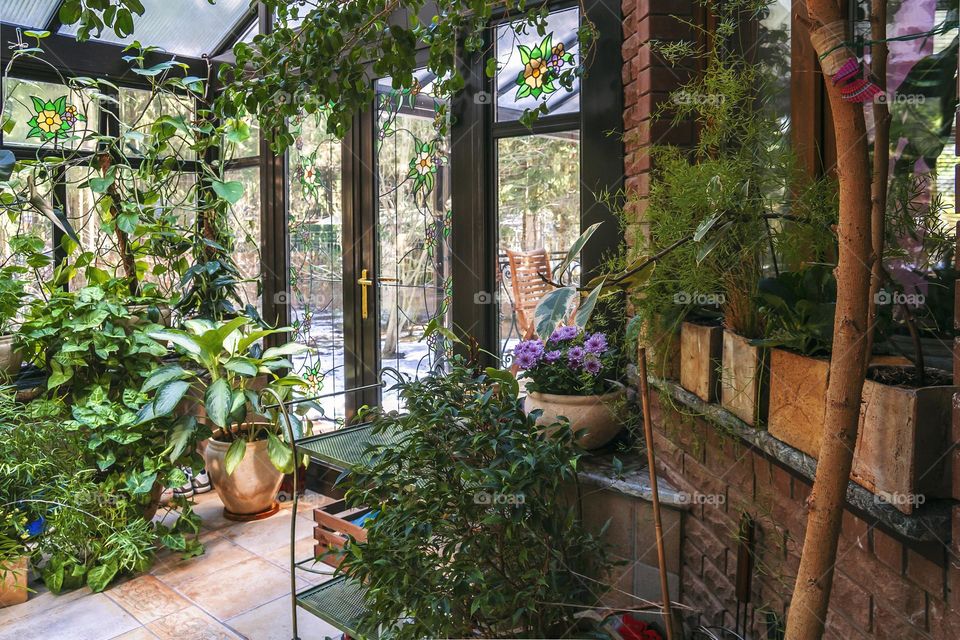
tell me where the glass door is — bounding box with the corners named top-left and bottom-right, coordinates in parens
top-left (373, 74), bottom-right (452, 411)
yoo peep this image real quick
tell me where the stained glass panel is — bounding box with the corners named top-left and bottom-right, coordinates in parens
top-left (288, 113), bottom-right (345, 424)
top-left (375, 74), bottom-right (452, 411)
top-left (494, 7), bottom-right (581, 122)
top-left (2, 78), bottom-right (98, 150)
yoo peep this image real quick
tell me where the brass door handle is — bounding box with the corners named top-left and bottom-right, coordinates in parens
top-left (358, 269), bottom-right (373, 319)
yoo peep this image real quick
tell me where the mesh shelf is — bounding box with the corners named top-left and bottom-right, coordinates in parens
top-left (296, 576), bottom-right (376, 639)
top-left (298, 423), bottom-right (400, 470)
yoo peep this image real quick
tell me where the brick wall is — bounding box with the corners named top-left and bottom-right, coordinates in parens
top-left (647, 392), bottom-right (957, 639)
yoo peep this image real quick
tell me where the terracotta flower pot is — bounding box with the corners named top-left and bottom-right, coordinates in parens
top-left (720, 330), bottom-right (769, 426)
top-left (0, 334), bottom-right (23, 378)
top-left (767, 348), bottom-right (830, 456)
top-left (525, 388), bottom-right (626, 450)
top-left (204, 434), bottom-right (283, 521)
top-left (679, 322), bottom-right (722, 402)
top-left (0, 556), bottom-right (29, 607)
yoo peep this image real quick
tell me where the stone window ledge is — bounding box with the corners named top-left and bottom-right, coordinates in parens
top-left (577, 452), bottom-right (690, 510)
top-left (647, 375), bottom-right (951, 543)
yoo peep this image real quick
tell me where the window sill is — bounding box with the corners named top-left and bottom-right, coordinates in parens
top-left (646, 374), bottom-right (951, 543)
top-left (577, 451), bottom-right (690, 510)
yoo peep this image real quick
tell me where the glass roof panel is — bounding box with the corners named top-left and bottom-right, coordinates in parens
top-left (1, 0), bottom-right (61, 29)
top-left (58, 0), bottom-right (251, 57)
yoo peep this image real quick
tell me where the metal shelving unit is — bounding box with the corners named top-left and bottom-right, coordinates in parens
top-left (266, 383), bottom-right (386, 640)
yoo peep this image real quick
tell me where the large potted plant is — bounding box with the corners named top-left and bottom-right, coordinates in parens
top-left (139, 317), bottom-right (308, 520)
top-left (338, 357), bottom-right (611, 638)
top-left (515, 325), bottom-right (625, 450)
top-left (0, 265), bottom-right (28, 377)
top-left (0, 508), bottom-right (29, 606)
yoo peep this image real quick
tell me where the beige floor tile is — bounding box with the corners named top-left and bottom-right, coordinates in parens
top-left (191, 492), bottom-right (234, 531)
top-left (105, 575), bottom-right (191, 624)
top-left (146, 606), bottom-right (241, 640)
top-left (0, 592), bottom-right (140, 640)
top-left (220, 510), bottom-right (315, 557)
top-left (152, 536), bottom-right (255, 588)
top-left (0, 583), bottom-right (93, 627)
top-left (261, 537), bottom-right (336, 585)
top-left (176, 556), bottom-right (292, 620)
top-left (227, 594), bottom-right (341, 640)
top-left (109, 628), bottom-right (159, 639)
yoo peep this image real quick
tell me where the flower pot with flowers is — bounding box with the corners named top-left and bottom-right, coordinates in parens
top-left (515, 324), bottom-right (625, 450)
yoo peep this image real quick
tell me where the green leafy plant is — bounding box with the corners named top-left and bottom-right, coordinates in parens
top-left (338, 358), bottom-right (611, 639)
top-left (0, 265), bottom-right (28, 335)
top-left (753, 265), bottom-right (837, 357)
top-left (138, 317), bottom-right (309, 475)
top-left (513, 325), bottom-right (620, 395)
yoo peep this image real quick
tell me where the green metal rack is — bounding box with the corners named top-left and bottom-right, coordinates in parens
top-left (295, 576), bottom-right (377, 639)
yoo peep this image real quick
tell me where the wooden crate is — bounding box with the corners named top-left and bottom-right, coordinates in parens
top-left (313, 499), bottom-right (371, 568)
top-left (679, 322), bottom-right (723, 402)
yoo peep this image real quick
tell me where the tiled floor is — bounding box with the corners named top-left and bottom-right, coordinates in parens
top-left (0, 491), bottom-right (342, 640)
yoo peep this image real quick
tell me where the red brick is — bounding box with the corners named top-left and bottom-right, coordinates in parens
top-left (685, 511), bottom-right (727, 563)
top-left (873, 530), bottom-right (905, 575)
top-left (824, 608), bottom-right (872, 640)
top-left (906, 545), bottom-right (947, 600)
top-left (830, 570), bottom-right (872, 631)
top-left (872, 598), bottom-right (928, 640)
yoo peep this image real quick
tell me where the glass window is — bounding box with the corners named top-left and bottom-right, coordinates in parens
top-left (223, 166), bottom-right (261, 313)
top-left (0, 167), bottom-right (55, 295)
top-left (2, 78), bottom-right (98, 150)
top-left (2, 0), bottom-right (61, 28)
top-left (757, 0), bottom-right (792, 129)
top-left (494, 7), bottom-right (581, 121)
top-left (119, 87), bottom-right (197, 160)
top-left (288, 113), bottom-right (345, 422)
top-left (497, 131), bottom-right (581, 362)
top-left (58, 0), bottom-right (252, 57)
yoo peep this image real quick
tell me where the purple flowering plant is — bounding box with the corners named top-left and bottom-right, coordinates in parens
top-left (513, 325), bottom-right (619, 395)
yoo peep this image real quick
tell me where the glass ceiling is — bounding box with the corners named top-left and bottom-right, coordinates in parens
top-left (2, 0), bottom-right (61, 30)
top-left (1, 0), bottom-right (255, 58)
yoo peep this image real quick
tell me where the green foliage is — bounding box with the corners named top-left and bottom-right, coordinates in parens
top-left (339, 359), bottom-right (610, 639)
top-left (138, 317), bottom-right (310, 473)
top-left (218, 1), bottom-right (595, 149)
top-left (753, 266), bottom-right (837, 357)
top-left (0, 265), bottom-right (28, 335)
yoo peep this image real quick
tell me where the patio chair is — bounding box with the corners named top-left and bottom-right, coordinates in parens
top-left (505, 248), bottom-right (555, 340)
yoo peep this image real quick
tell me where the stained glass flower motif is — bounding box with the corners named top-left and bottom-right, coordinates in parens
top-left (408, 139), bottom-right (438, 195)
top-left (26, 96), bottom-right (85, 142)
top-left (514, 34), bottom-right (575, 101)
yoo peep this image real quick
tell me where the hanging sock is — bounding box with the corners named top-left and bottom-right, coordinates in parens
top-left (840, 77), bottom-right (883, 103)
top-left (832, 57), bottom-right (861, 85)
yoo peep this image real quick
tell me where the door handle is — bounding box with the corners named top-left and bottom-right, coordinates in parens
top-left (358, 269), bottom-right (373, 319)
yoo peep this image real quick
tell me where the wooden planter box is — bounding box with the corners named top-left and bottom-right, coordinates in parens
top-left (767, 348), bottom-right (830, 456)
top-left (679, 322), bottom-right (722, 402)
top-left (0, 556), bottom-right (29, 607)
top-left (313, 499), bottom-right (370, 568)
top-left (851, 375), bottom-right (955, 514)
top-left (641, 328), bottom-right (681, 381)
top-left (720, 330), bottom-right (769, 427)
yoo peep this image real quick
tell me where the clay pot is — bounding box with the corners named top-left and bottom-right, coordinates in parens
top-left (0, 334), bottom-right (23, 378)
top-left (0, 556), bottom-right (29, 607)
top-left (679, 322), bottom-right (722, 402)
top-left (525, 388), bottom-right (626, 450)
top-left (720, 330), bottom-right (769, 426)
top-left (204, 431), bottom-right (283, 521)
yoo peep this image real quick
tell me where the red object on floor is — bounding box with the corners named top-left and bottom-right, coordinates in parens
top-left (618, 614), bottom-right (664, 640)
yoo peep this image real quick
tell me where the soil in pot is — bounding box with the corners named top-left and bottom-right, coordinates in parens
top-left (525, 388), bottom-right (626, 450)
top-left (204, 426), bottom-right (283, 521)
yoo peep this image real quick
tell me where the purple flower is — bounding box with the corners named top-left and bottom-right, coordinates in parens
top-left (544, 350), bottom-right (562, 362)
top-left (549, 325), bottom-right (579, 343)
top-left (514, 338), bottom-right (544, 358)
top-left (515, 351), bottom-right (539, 370)
top-left (583, 354), bottom-right (602, 375)
top-left (567, 346), bottom-right (585, 365)
top-left (584, 332), bottom-right (608, 354)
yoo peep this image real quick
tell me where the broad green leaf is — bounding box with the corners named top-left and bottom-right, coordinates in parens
top-left (574, 279), bottom-right (604, 328)
top-left (224, 438), bottom-right (247, 475)
top-left (484, 367), bottom-right (519, 399)
top-left (86, 562), bottom-right (118, 593)
top-left (153, 380), bottom-right (190, 417)
top-left (205, 378), bottom-right (232, 428)
top-left (142, 363), bottom-right (190, 392)
top-left (267, 432), bottom-right (294, 474)
top-left (534, 286), bottom-right (576, 338)
top-left (148, 329), bottom-right (202, 354)
top-left (224, 357), bottom-right (259, 377)
top-left (555, 222), bottom-right (602, 280)
top-left (168, 417), bottom-right (197, 463)
top-left (262, 342), bottom-right (310, 359)
top-left (211, 179), bottom-right (244, 204)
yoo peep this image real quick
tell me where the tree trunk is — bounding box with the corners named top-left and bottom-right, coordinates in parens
top-left (864, 0), bottom-right (890, 366)
top-left (97, 153), bottom-right (140, 297)
top-left (785, 2), bottom-right (875, 639)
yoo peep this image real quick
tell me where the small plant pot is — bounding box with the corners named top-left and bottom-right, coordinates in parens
top-left (851, 368), bottom-right (955, 514)
top-left (641, 331), bottom-right (681, 381)
top-left (0, 556), bottom-right (29, 606)
top-left (0, 334), bottom-right (23, 378)
top-left (204, 434), bottom-right (283, 521)
top-left (525, 388), bottom-right (626, 450)
top-left (767, 348), bottom-right (830, 457)
top-left (124, 303), bottom-right (173, 328)
top-left (679, 321), bottom-right (722, 402)
top-left (720, 330), bottom-right (769, 427)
